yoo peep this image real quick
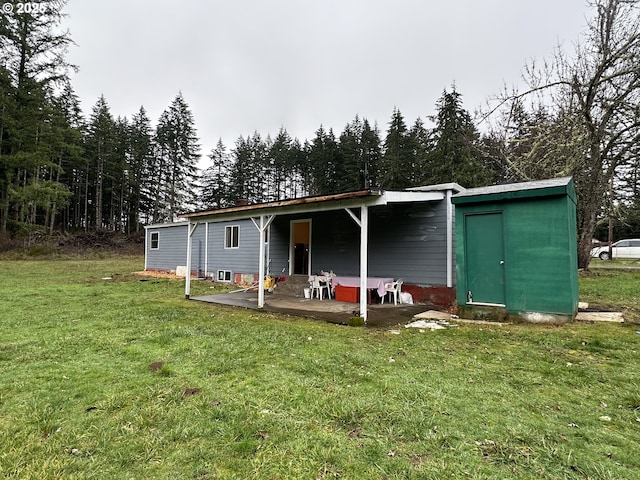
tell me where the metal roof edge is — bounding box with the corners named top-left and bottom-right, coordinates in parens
top-left (144, 221), bottom-right (189, 229)
top-left (407, 182), bottom-right (466, 194)
top-left (452, 177), bottom-right (574, 204)
top-left (180, 189), bottom-right (384, 219)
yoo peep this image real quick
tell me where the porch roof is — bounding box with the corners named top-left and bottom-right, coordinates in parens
top-left (180, 185), bottom-right (462, 223)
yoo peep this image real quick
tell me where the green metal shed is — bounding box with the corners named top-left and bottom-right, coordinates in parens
top-left (452, 177), bottom-right (579, 323)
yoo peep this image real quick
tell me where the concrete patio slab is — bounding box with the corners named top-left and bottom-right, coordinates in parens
top-left (191, 291), bottom-right (433, 327)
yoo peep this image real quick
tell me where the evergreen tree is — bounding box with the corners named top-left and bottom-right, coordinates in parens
top-left (269, 128), bottom-right (301, 201)
top-left (287, 137), bottom-right (308, 198)
top-left (155, 93), bottom-right (201, 221)
top-left (110, 116), bottom-right (130, 232)
top-left (200, 139), bottom-right (232, 209)
top-left (0, 0), bottom-right (74, 233)
top-left (407, 117), bottom-right (433, 186)
top-left (428, 86), bottom-right (487, 187)
top-left (308, 126), bottom-right (340, 195)
top-left (128, 106), bottom-right (153, 231)
top-left (360, 119), bottom-right (381, 189)
top-left (228, 132), bottom-right (267, 204)
top-left (85, 95), bottom-right (116, 229)
top-left (337, 117), bottom-right (363, 191)
top-left (379, 108), bottom-right (413, 189)
top-left (337, 116), bottom-right (381, 191)
top-left (54, 81), bottom-right (85, 231)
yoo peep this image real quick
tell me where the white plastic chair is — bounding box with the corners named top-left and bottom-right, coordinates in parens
top-left (310, 276), bottom-right (331, 300)
top-left (381, 279), bottom-right (403, 305)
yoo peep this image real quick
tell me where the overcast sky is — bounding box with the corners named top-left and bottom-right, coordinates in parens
top-left (64, 0), bottom-right (592, 165)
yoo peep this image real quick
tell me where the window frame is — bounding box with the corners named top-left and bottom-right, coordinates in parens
top-left (150, 231), bottom-right (160, 250)
top-left (217, 270), bottom-right (232, 282)
top-left (224, 225), bottom-right (240, 249)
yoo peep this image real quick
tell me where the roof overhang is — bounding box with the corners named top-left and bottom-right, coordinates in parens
top-left (452, 177), bottom-right (575, 205)
top-left (180, 189), bottom-right (446, 223)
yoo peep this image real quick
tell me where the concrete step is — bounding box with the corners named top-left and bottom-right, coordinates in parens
top-left (272, 274), bottom-right (310, 297)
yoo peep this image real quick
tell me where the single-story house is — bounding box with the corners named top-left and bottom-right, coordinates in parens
top-left (145, 184), bottom-right (464, 321)
top-left (144, 178), bottom-right (579, 323)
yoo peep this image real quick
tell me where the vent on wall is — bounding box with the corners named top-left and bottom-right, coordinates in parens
top-left (217, 270), bottom-right (232, 282)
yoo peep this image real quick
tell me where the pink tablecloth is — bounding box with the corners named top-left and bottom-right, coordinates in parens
top-left (331, 276), bottom-right (393, 298)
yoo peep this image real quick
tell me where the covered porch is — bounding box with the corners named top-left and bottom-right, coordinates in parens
top-left (182, 184), bottom-right (463, 322)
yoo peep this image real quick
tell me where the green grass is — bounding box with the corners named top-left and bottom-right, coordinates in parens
top-left (0, 256), bottom-right (639, 479)
top-left (581, 262), bottom-right (640, 323)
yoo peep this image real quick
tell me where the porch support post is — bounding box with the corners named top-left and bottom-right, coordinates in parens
top-left (446, 189), bottom-right (454, 288)
top-left (251, 215), bottom-right (276, 308)
top-left (257, 215), bottom-right (266, 308)
top-left (185, 221), bottom-right (198, 299)
top-left (359, 205), bottom-right (369, 322)
top-left (344, 206), bottom-right (369, 322)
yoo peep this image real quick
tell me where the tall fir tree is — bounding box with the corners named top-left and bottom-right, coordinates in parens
top-left (360, 119), bottom-right (381, 189)
top-left (53, 81), bottom-right (85, 231)
top-left (308, 126), bottom-right (340, 195)
top-left (85, 95), bottom-right (116, 229)
top-left (379, 108), bottom-right (413, 189)
top-left (428, 86), bottom-right (487, 187)
top-left (337, 117), bottom-right (363, 191)
top-left (268, 128), bottom-right (300, 201)
top-left (155, 92), bottom-right (200, 221)
top-left (200, 139), bottom-right (232, 209)
top-left (337, 116), bottom-right (381, 191)
top-left (228, 132), bottom-right (267, 205)
top-left (128, 106), bottom-right (153, 232)
top-left (407, 117), bottom-right (433, 186)
top-left (0, 0), bottom-right (75, 233)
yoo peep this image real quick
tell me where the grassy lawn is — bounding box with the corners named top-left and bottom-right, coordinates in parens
top-left (0, 256), bottom-right (639, 479)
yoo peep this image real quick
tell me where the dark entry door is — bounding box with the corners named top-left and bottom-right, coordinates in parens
top-left (465, 212), bottom-right (506, 305)
top-left (291, 220), bottom-right (310, 275)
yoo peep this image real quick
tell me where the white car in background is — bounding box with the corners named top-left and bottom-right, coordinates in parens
top-left (590, 239), bottom-right (640, 260)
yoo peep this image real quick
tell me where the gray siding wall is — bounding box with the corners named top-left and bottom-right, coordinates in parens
top-left (205, 220), bottom-right (260, 276)
top-left (269, 219), bottom-right (292, 275)
top-left (145, 220), bottom-right (259, 276)
top-left (270, 200), bottom-right (452, 286)
top-left (146, 199), bottom-right (454, 286)
top-left (145, 224), bottom-right (206, 272)
top-left (366, 201), bottom-right (451, 285)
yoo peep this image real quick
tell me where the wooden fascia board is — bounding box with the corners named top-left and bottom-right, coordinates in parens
top-left (183, 196), bottom-right (389, 223)
top-left (181, 190), bottom-right (446, 224)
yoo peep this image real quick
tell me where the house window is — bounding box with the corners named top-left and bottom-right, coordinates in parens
top-left (150, 231), bottom-right (159, 249)
top-left (217, 270), bottom-right (232, 282)
top-left (225, 225), bottom-right (239, 249)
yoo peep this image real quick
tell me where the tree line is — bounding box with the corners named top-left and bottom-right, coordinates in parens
top-left (1, 0), bottom-right (639, 269)
top-left (201, 90), bottom-right (494, 210)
